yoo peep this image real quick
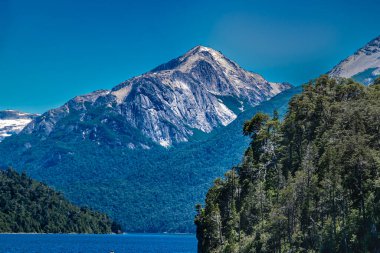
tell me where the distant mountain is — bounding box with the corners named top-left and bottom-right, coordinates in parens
top-left (23, 46), bottom-right (290, 148)
top-left (0, 46), bottom-right (291, 232)
top-left (0, 86), bottom-right (300, 233)
top-left (0, 110), bottom-right (38, 142)
top-left (329, 35), bottom-right (380, 85)
top-left (0, 168), bottom-right (120, 233)
top-left (2, 36), bottom-right (379, 233)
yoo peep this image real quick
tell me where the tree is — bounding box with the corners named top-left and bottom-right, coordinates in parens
top-left (196, 76), bottom-right (380, 253)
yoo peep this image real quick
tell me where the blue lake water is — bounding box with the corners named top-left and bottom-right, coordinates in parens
top-left (0, 234), bottom-right (197, 253)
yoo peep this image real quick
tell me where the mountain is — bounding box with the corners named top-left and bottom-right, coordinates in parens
top-left (329, 35), bottom-right (380, 85)
top-left (1, 36), bottom-right (379, 232)
top-left (0, 168), bottom-right (121, 233)
top-left (0, 46), bottom-right (292, 232)
top-left (23, 46), bottom-right (290, 148)
top-left (0, 110), bottom-right (38, 142)
top-left (195, 76), bottom-right (380, 252)
top-left (0, 87), bottom-right (300, 233)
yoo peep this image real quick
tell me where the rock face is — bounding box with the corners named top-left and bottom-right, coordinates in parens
top-left (0, 110), bottom-right (38, 142)
top-left (329, 35), bottom-right (380, 85)
top-left (23, 46), bottom-right (291, 147)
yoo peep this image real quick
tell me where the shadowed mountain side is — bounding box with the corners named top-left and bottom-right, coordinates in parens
top-left (0, 86), bottom-right (301, 232)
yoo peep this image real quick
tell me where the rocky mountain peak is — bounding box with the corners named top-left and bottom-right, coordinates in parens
top-left (21, 46), bottom-right (291, 147)
top-left (365, 35), bottom-right (380, 51)
top-left (149, 45), bottom-right (231, 74)
top-left (329, 35), bottom-right (380, 84)
top-left (185, 45), bottom-right (219, 56)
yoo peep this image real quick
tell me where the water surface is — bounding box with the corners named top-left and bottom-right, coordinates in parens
top-left (0, 233), bottom-right (196, 253)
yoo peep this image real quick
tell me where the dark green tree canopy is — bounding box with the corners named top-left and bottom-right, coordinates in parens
top-left (196, 76), bottom-right (380, 253)
top-left (0, 168), bottom-right (121, 233)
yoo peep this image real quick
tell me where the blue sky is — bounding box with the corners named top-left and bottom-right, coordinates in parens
top-left (1, 0), bottom-right (379, 113)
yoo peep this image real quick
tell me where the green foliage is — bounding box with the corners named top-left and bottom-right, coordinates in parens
top-left (196, 76), bottom-right (380, 252)
top-left (0, 86), bottom-right (301, 233)
top-left (0, 168), bottom-right (119, 233)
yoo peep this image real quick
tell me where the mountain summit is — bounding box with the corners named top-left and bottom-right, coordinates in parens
top-left (23, 46), bottom-right (291, 147)
top-left (329, 35), bottom-right (380, 85)
top-left (1, 42), bottom-right (378, 233)
top-left (0, 46), bottom-right (292, 232)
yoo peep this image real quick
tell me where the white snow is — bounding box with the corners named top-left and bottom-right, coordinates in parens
top-left (329, 37), bottom-right (380, 78)
top-left (0, 119), bottom-right (32, 129)
top-left (215, 102), bottom-right (237, 126)
top-left (0, 118), bottom-right (33, 141)
top-left (239, 101), bottom-right (244, 112)
top-left (159, 139), bottom-right (170, 148)
top-left (332, 53), bottom-right (380, 78)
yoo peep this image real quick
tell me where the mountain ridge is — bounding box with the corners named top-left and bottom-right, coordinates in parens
top-left (0, 46), bottom-right (293, 232)
top-left (2, 36), bottom-right (378, 232)
top-left (21, 46), bottom-right (291, 148)
top-left (329, 35), bottom-right (380, 84)
top-left (0, 86), bottom-right (301, 232)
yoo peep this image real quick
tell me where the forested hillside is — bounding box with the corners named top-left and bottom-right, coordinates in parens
top-left (195, 76), bottom-right (380, 252)
top-left (0, 168), bottom-right (120, 233)
top-left (0, 86), bottom-right (300, 232)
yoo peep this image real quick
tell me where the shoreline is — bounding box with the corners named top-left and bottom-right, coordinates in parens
top-left (0, 232), bottom-right (196, 235)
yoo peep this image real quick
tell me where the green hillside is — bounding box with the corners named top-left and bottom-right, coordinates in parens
top-left (0, 168), bottom-right (120, 233)
top-left (0, 87), bottom-right (301, 232)
top-left (195, 76), bottom-right (380, 252)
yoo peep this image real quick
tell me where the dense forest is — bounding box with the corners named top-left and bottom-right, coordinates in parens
top-left (0, 168), bottom-right (121, 233)
top-left (195, 76), bottom-right (380, 252)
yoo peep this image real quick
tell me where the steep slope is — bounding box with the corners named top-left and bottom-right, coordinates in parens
top-left (0, 110), bottom-right (38, 142)
top-left (0, 168), bottom-right (120, 233)
top-left (329, 35), bottom-right (380, 85)
top-left (0, 86), bottom-right (300, 232)
top-left (195, 76), bottom-right (380, 253)
top-left (23, 46), bottom-right (290, 148)
top-left (0, 46), bottom-right (291, 232)
top-left (2, 37), bottom-right (379, 233)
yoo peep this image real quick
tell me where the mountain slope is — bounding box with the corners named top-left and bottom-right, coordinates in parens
top-left (329, 35), bottom-right (380, 85)
top-left (0, 110), bottom-right (38, 142)
top-left (0, 48), bottom-right (295, 233)
top-left (0, 168), bottom-right (120, 233)
top-left (23, 46), bottom-right (290, 148)
top-left (0, 86), bottom-right (300, 232)
top-left (2, 36), bottom-right (379, 233)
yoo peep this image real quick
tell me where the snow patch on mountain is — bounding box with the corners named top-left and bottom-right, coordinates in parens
top-left (329, 35), bottom-right (380, 84)
top-left (0, 110), bottom-right (38, 141)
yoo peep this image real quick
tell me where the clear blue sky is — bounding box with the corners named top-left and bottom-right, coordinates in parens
top-left (1, 0), bottom-right (379, 113)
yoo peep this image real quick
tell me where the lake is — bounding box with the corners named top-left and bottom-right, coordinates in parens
top-left (0, 233), bottom-right (197, 253)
